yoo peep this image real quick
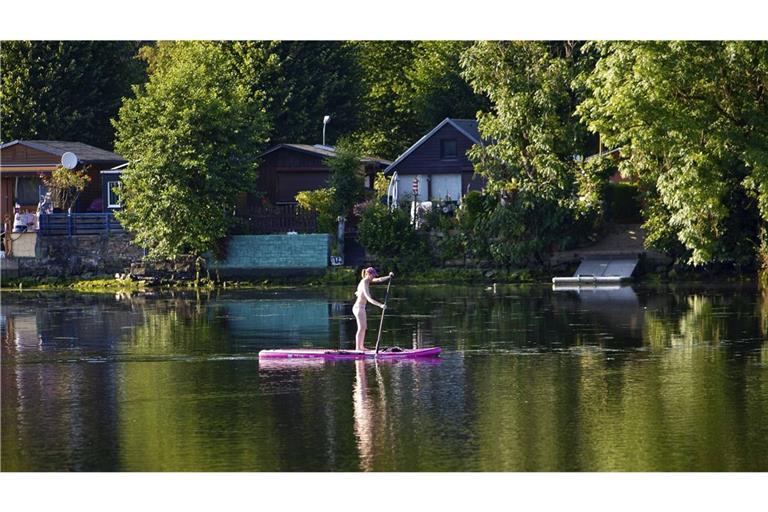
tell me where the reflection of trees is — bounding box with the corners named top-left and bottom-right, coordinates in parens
top-left (643, 291), bottom-right (761, 350)
top-left (378, 285), bottom-right (584, 351)
top-left (117, 293), bottom-right (287, 470)
top-left (1, 354), bottom-right (121, 471)
top-left (760, 286), bottom-right (768, 362)
top-left (117, 357), bottom-right (284, 470)
top-left (467, 286), bottom-right (768, 471)
top-left (125, 294), bottom-right (230, 354)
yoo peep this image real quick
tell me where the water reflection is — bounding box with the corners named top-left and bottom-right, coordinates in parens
top-left (2, 284), bottom-right (766, 471)
top-left (353, 360), bottom-right (377, 471)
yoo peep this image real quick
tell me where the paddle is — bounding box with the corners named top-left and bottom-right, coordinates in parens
top-left (374, 276), bottom-right (393, 356)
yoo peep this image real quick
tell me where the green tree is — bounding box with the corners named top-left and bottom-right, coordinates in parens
top-left (325, 142), bottom-right (365, 218)
top-left (357, 202), bottom-right (430, 272)
top-left (141, 41), bottom-right (362, 146)
top-left (352, 41), bottom-right (420, 159)
top-left (409, 41), bottom-right (489, 129)
top-left (265, 41), bottom-right (362, 145)
top-left (112, 41), bottom-right (269, 258)
top-left (1, 41), bottom-right (146, 149)
top-left (460, 41), bottom-right (598, 265)
top-left (352, 41), bottom-right (488, 159)
top-left (295, 143), bottom-right (365, 238)
top-left (578, 41), bottom-right (768, 266)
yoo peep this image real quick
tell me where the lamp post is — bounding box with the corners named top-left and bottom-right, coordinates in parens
top-left (322, 115), bottom-right (331, 146)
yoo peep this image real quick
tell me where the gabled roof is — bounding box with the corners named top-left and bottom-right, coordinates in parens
top-left (0, 140), bottom-right (127, 165)
top-left (259, 143), bottom-right (391, 166)
top-left (384, 118), bottom-right (482, 175)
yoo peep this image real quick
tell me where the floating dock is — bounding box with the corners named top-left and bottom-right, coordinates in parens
top-left (552, 257), bottom-right (638, 285)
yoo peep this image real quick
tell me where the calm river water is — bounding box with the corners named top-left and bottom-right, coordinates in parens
top-left (2, 283), bottom-right (766, 471)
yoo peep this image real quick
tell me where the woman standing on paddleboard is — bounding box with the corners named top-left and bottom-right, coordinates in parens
top-left (353, 267), bottom-right (394, 351)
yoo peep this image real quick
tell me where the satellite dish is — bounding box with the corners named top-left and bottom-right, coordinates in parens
top-left (61, 152), bottom-right (78, 169)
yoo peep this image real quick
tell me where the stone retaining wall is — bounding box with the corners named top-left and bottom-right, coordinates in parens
top-left (1, 233), bottom-right (331, 280)
top-left (1, 233), bottom-right (144, 278)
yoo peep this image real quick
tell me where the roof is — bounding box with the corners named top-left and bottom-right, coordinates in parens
top-left (584, 147), bottom-right (622, 162)
top-left (0, 140), bottom-right (127, 165)
top-left (259, 143), bottom-right (391, 166)
top-left (384, 118), bottom-right (482, 175)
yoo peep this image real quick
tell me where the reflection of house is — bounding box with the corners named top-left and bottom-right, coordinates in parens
top-left (254, 144), bottom-right (390, 205)
top-left (384, 118), bottom-right (486, 202)
top-left (0, 140), bottom-right (127, 222)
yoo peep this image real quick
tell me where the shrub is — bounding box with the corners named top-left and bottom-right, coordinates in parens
top-left (296, 188), bottom-right (336, 233)
top-left (357, 202), bottom-right (430, 272)
top-left (40, 166), bottom-right (91, 211)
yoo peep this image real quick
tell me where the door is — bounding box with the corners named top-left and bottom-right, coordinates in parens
top-left (1, 177), bottom-right (15, 227)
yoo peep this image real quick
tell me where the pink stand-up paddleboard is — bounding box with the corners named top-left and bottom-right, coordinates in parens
top-left (258, 347), bottom-right (441, 360)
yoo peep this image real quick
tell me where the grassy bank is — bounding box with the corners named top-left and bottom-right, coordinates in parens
top-left (1, 265), bottom-right (759, 292)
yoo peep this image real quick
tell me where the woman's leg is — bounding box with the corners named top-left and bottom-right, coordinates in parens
top-left (353, 306), bottom-right (367, 351)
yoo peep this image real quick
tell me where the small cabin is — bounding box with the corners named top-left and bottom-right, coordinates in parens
top-left (383, 118), bottom-right (486, 203)
top-left (0, 140), bottom-right (127, 224)
top-left (252, 144), bottom-right (390, 206)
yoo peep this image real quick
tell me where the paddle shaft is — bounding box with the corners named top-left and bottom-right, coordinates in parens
top-left (374, 277), bottom-right (393, 355)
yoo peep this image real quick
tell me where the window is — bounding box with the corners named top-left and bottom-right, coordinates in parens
top-left (440, 139), bottom-right (457, 159)
top-left (107, 181), bottom-right (121, 208)
top-left (430, 174), bottom-right (462, 202)
top-left (15, 177), bottom-right (45, 205)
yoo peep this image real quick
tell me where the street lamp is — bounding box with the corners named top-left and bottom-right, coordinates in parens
top-left (323, 115), bottom-right (331, 146)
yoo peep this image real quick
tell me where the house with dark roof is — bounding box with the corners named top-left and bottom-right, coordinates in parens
top-left (383, 118), bottom-right (486, 202)
top-left (0, 140), bottom-right (127, 222)
top-left (253, 143), bottom-right (391, 206)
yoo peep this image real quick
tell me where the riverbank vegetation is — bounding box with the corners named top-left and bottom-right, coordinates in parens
top-left (3, 41), bottom-right (767, 274)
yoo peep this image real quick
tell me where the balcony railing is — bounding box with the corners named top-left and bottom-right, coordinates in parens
top-left (38, 212), bottom-right (123, 236)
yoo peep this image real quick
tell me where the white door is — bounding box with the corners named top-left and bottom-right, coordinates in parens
top-left (430, 174), bottom-right (462, 202)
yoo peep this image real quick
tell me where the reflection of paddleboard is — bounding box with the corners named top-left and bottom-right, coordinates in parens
top-left (258, 347), bottom-right (441, 360)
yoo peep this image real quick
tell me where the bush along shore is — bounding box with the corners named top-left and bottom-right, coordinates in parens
top-left (1, 262), bottom-right (761, 293)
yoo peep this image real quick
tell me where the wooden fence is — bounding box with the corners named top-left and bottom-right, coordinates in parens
top-left (39, 206), bottom-right (317, 237)
top-left (39, 212), bottom-right (123, 236)
top-left (236, 203), bottom-right (317, 234)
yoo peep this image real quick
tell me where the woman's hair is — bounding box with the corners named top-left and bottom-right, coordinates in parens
top-left (361, 267), bottom-right (378, 279)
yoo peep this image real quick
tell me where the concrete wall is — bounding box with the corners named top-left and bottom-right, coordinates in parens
top-left (6, 232), bottom-right (38, 258)
top-left (208, 234), bottom-right (329, 278)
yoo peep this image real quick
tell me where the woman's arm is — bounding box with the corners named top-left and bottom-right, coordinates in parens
top-left (372, 272), bottom-right (394, 284)
top-left (361, 282), bottom-right (384, 308)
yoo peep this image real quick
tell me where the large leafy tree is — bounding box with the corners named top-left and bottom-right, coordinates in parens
top-left (1, 41), bottom-right (145, 149)
top-left (352, 41), bottom-right (487, 160)
top-left (265, 41), bottom-right (362, 145)
top-left (460, 41), bottom-right (598, 265)
top-left (113, 41), bottom-right (270, 258)
top-left (142, 41), bottom-right (362, 147)
top-left (409, 41), bottom-right (489, 130)
top-left (578, 41), bottom-right (768, 266)
top-left (352, 41), bottom-right (420, 159)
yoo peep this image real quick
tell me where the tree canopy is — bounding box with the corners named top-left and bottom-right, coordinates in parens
top-left (460, 41), bottom-right (598, 264)
top-left (113, 41), bottom-right (270, 258)
top-left (351, 41), bottom-right (488, 160)
top-left (578, 41), bottom-right (768, 265)
top-left (1, 41), bottom-right (146, 149)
